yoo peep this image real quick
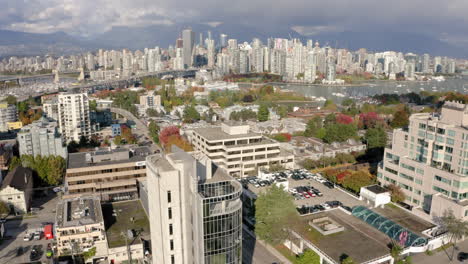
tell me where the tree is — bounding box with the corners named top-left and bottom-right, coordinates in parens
top-left (323, 99), bottom-right (337, 111)
top-left (324, 113), bottom-right (337, 126)
top-left (387, 184), bottom-right (406, 203)
top-left (146, 108), bottom-right (160, 117)
top-left (341, 98), bottom-right (354, 107)
top-left (183, 105), bottom-right (201, 123)
top-left (295, 249), bottom-right (320, 264)
top-left (255, 184), bottom-right (299, 245)
top-left (341, 256), bottom-right (357, 264)
top-left (323, 123), bottom-right (357, 143)
top-left (159, 126), bottom-right (180, 146)
top-left (365, 126), bottom-right (388, 150)
top-left (304, 116), bottom-right (322, 137)
top-left (359, 112), bottom-right (383, 129)
top-left (440, 209), bottom-right (468, 261)
top-left (0, 201), bottom-right (9, 216)
top-left (89, 100), bottom-right (97, 111)
top-left (148, 121), bottom-right (160, 144)
top-left (113, 135), bottom-right (124, 145)
top-left (257, 104), bottom-right (270, 122)
top-left (9, 156), bottom-right (21, 170)
top-left (342, 170), bottom-right (374, 193)
top-left (336, 114), bottom-right (354, 125)
top-left (391, 109), bottom-right (409, 128)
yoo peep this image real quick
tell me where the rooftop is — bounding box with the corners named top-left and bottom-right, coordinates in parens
top-left (364, 184), bottom-right (388, 194)
top-left (56, 196), bottom-right (103, 228)
top-left (292, 209), bottom-right (391, 263)
top-left (192, 126), bottom-right (261, 141)
top-left (1, 166), bottom-right (33, 191)
top-left (102, 200), bottom-right (150, 248)
top-left (67, 146), bottom-right (151, 169)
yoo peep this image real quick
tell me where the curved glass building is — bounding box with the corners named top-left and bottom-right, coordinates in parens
top-left (352, 206), bottom-right (427, 247)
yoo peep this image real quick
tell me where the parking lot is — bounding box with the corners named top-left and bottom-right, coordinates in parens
top-left (0, 192), bottom-right (58, 264)
top-left (243, 169), bottom-right (366, 214)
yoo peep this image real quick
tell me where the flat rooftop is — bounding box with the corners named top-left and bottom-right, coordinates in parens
top-left (56, 196), bottom-right (103, 228)
top-left (102, 200), bottom-right (150, 248)
top-left (192, 127), bottom-right (261, 141)
top-left (68, 146), bottom-right (151, 169)
top-left (365, 184), bottom-right (388, 194)
top-left (293, 209), bottom-right (391, 263)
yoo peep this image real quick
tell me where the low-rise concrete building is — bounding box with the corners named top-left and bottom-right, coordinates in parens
top-left (64, 146), bottom-right (151, 201)
top-left (55, 196), bottom-right (108, 260)
top-left (0, 166), bottom-right (33, 214)
top-left (0, 103), bottom-right (17, 132)
top-left (285, 136), bottom-right (366, 161)
top-left (189, 123), bottom-right (294, 178)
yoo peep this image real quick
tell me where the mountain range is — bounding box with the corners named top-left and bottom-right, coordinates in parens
top-left (0, 23), bottom-right (467, 58)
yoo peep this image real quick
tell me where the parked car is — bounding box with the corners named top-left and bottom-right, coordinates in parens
top-left (458, 252), bottom-right (468, 262)
top-left (324, 181), bottom-right (335, 189)
top-left (23, 233), bottom-right (33, 241)
top-left (313, 189), bottom-right (323, 197)
top-left (303, 193), bottom-right (310, 198)
top-left (326, 201), bottom-right (342, 208)
top-left (30, 245), bottom-right (43, 262)
top-left (16, 247), bottom-right (24, 256)
top-left (321, 203), bottom-right (331, 210)
top-left (33, 231), bottom-right (42, 240)
top-left (341, 205), bottom-right (352, 212)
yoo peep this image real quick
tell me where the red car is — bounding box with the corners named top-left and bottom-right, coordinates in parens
top-left (307, 191), bottom-right (316, 197)
top-left (303, 193), bottom-right (310, 198)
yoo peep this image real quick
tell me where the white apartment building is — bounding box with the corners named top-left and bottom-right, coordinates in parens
top-left (57, 93), bottom-right (92, 143)
top-left (139, 91), bottom-right (161, 108)
top-left (17, 117), bottom-right (67, 158)
top-left (378, 101), bottom-right (468, 220)
top-left (188, 123), bottom-right (295, 178)
top-left (146, 150), bottom-right (242, 264)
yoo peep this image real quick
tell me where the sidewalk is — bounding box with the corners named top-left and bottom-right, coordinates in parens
top-left (243, 225), bottom-right (293, 264)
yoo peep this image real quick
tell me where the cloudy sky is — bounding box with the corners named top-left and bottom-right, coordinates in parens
top-left (2, 0), bottom-right (468, 46)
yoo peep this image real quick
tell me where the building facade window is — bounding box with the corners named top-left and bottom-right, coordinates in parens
top-left (169, 224), bottom-right (173, 235)
top-left (168, 208), bottom-right (172, 219)
top-left (167, 191), bottom-right (172, 203)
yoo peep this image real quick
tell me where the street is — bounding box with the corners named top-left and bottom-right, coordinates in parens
top-left (242, 228), bottom-right (282, 264)
top-left (413, 239), bottom-right (468, 264)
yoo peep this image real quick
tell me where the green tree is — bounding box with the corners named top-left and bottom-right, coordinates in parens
top-left (324, 113), bottom-right (337, 126)
top-left (323, 123), bottom-right (357, 143)
top-left (342, 170), bottom-right (374, 193)
top-left (341, 256), bottom-right (357, 264)
top-left (295, 249), bottom-right (320, 264)
top-left (440, 209), bottom-right (468, 261)
top-left (146, 108), bottom-right (160, 117)
top-left (324, 99), bottom-right (337, 111)
top-left (0, 201), bottom-right (9, 216)
top-left (365, 126), bottom-right (388, 150)
top-left (255, 184), bottom-right (299, 244)
top-left (390, 109), bottom-right (409, 128)
top-left (341, 98), bottom-right (354, 107)
top-left (257, 104), bottom-right (270, 122)
top-left (113, 135), bottom-right (123, 145)
top-left (89, 100), bottom-right (97, 111)
top-left (183, 105), bottom-right (201, 123)
top-left (304, 116), bottom-right (322, 137)
top-left (148, 121), bottom-right (160, 144)
top-left (9, 156), bottom-right (21, 170)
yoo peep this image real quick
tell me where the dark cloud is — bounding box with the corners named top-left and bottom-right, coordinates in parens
top-left (1, 0), bottom-right (468, 46)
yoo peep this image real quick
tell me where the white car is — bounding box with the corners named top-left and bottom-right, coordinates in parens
top-left (23, 233), bottom-right (33, 241)
top-left (53, 187), bottom-right (63, 193)
top-left (289, 188), bottom-right (298, 194)
top-left (321, 203), bottom-right (331, 210)
top-left (254, 183), bottom-right (260, 188)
